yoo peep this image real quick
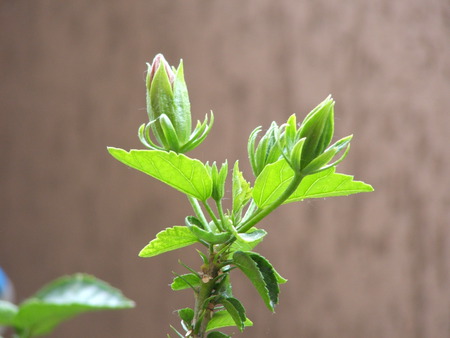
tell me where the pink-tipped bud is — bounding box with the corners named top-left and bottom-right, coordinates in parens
top-left (148, 53), bottom-right (175, 86)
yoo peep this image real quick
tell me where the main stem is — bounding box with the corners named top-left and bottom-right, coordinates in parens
top-left (238, 173), bottom-right (304, 233)
top-left (192, 250), bottom-right (220, 338)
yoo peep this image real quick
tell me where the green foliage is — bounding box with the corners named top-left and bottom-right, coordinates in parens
top-left (139, 226), bottom-right (199, 258)
top-left (232, 251), bottom-right (280, 311)
top-left (253, 159), bottom-right (373, 209)
top-left (108, 148), bottom-right (212, 201)
top-left (206, 310), bottom-right (253, 331)
top-left (2, 274), bottom-right (133, 337)
top-left (108, 53), bottom-right (374, 338)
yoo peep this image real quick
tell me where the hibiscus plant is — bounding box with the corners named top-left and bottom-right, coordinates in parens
top-left (107, 54), bottom-right (373, 338)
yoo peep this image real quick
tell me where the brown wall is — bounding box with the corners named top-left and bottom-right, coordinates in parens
top-left (1, 1), bottom-right (449, 337)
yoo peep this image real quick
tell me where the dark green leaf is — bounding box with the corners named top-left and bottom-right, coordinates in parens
top-left (207, 331), bottom-right (230, 338)
top-left (108, 148), bottom-right (212, 201)
top-left (232, 251), bottom-right (276, 311)
top-left (219, 297), bottom-right (246, 331)
top-left (13, 274), bottom-right (134, 336)
top-left (139, 226), bottom-right (198, 258)
top-left (248, 253), bottom-right (279, 306)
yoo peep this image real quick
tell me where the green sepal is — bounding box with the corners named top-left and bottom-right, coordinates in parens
top-left (148, 59), bottom-right (175, 145)
top-left (232, 251), bottom-right (279, 311)
top-left (139, 226), bottom-right (199, 258)
top-left (108, 148), bottom-right (213, 201)
top-left (172, 60), bottom-right (192, 144)
top-left (159, 114), bottom-right (182, 151)
top-left (171, 273), bottom-right (202, 291)
top-left (231, 161), bottom-right (252, 223)
top-left (301, 134), bottom-right (352, 175)
top-left (298, 95), bottom-right (335, 166)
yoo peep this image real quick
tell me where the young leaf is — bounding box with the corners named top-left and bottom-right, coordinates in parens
top-left (232, 251), bottom-right (278, 311)
top-left (171, 273), bottom-right (201, 291)
top-left (108, 148), bottom-right (212, 201)
top-left (206, 310), bottom-right (253, 331)
top-left (139, 226), bottom-right (199, 258)
top-left (230, 229), bottom-right (267, 253)
top-left (253, 158), bottom-right (373, 209)
top-left (178, 307), bottom-right (194, 324)
top-left (13, 274), bottom-right (134, 337)
top-left (0, 300), bottom-right (18, 326)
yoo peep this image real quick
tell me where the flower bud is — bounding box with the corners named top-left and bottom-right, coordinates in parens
top-left (248, 122), bottom-right (284, 177)
top-left (139, 54), bottom-right (213, 153)
top-left (278, 96), bottom-right (352, 175)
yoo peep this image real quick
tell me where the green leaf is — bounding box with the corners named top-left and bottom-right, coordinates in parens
top-left (171, 273), bottom-right (201, 291)
top-left (230, 229), bottom-right (267, 253)
top-left (0, 300), bottom-right (18, 326)
top-left (139, 226), bottom-right (199, 258)
top-left (253, 159), bottom-right (373, 209)
top-left (108, 148), bottom-right (212, 201)
top-left (219, 297), bottom-right (246, 331)
top-left (13, 274), bottom-right (134, 337)
top-left (232, 251), bottom-right (278, 311)
top-left (206, 310), bottom-right (253, 331)
top-left (178, 307), bottom-right (194, 324)
top-left (207, 331), bottom-right (230, 338)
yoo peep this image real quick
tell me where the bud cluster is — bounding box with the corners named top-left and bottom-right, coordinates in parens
top-left (248, 96), bottom-right (352, 177)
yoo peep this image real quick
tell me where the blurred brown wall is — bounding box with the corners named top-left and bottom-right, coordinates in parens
top-left (1, 1), bottom-right (449, 337)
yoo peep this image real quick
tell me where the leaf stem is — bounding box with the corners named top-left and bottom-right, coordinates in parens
top-left (187, 196), bottom-right (210, 230)
top-left (238, 173), bottom-right (304, 233)
top-left (202, 201), bottom-right (223, 232)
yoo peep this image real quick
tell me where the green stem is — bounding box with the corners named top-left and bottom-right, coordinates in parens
top-left (188, 196), bottom-right (210, 230)
top-left (202, 201), bottom-right (222, 232)
top-left (238, 173), bottom-right (304, 233)
top-left (215, 200), bottom-right (226, 227)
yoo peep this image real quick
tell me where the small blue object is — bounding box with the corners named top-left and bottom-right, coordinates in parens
top-left (0, 266), bottom-right (14, 302)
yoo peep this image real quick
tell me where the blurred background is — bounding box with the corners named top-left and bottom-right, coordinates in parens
top-left (1, 1), bottom-right (449, 337)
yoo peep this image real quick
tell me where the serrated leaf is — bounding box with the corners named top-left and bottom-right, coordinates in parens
top-left (108, 148), bottom-right (212, 201)
top-left (232, 251), bottom-right (277, 311)
top-left (171, 273), bottom-right (201, 291)
top-left (219, 297), bottom-right (246, 331)
top-left (206, 310), bottom-right (253, 331)
top-left (13, 274), bottom-right (134, 336)
top-left (253, 159), bottom-right (373, 208)
top-left (0, 300), bottom-right (18, 326)
top-left (248, 253), bottom-right (279, 306)
top-left (139, 226), bottom-right (198, 258)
